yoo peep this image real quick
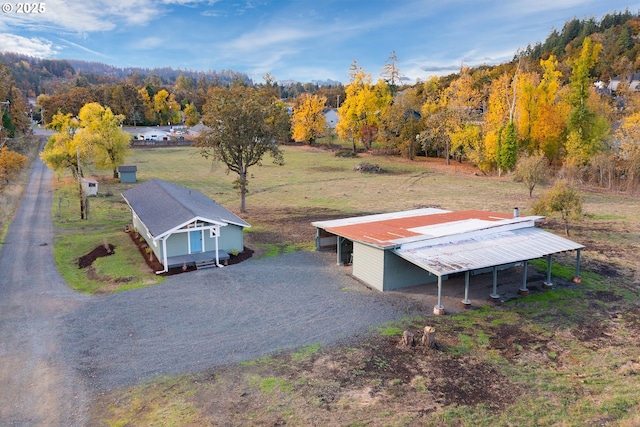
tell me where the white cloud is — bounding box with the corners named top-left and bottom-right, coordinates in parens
top-left (0, 33), bottom-right (60, 57)
top-left (136, 37), bottom-right (165, 49)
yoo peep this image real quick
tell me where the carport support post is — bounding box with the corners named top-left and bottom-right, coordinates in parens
top-left (572, 249), bottom-right (582, 284)
top-left (434, 275), bottom-right (445, 315)
top-left (490, 266), bottom-right (500, 301)
top-left (519, 261), bottom-right (529, 296)
top-left (337, 237), bottom-right (344, 265)
top-left (544, 255), bottom-right (553, 289)
top-left (460, 271), bottom-right (471, 308)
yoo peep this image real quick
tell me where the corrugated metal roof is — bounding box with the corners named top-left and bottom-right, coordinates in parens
top-left (394, 227), bottom-right (584, 277)
top-left (313, 210), bottom-right (517, 248)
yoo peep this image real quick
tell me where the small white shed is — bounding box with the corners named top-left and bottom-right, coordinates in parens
top-left (81, 178), bottom-right (98, 196)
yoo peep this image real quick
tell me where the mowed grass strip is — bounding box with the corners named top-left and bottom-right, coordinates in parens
top-left (52, 176), bottom-right (163, 293)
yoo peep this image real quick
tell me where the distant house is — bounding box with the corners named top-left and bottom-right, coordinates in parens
top-left (122, 179), bottom-right (250, 273)
top-left (118, 165), bottom-right (137, 183)
top-left (607, 73), bottom-right (640, 92)
top-left (187, 123), bottom-right (211, 137)
top-left (81, 178), bottom-right (98, 196)
top-left (137, 128), bottom-right (170, 141)
top-left (324, 108), bottom-right (338, 128)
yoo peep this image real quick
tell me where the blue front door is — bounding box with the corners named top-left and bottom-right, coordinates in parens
top-left (190, 230), bottom-right (202, 253)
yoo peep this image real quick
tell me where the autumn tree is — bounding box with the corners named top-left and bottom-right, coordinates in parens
top-left (40, 112), bottom-right (83, 177)
top-left (565, 37), bottom-right (609, 167)
top-left (195, 86), bottom-right (289, 212)
top-left (153, 89), bottom-right (181, 126)
top-left (513, 153), bottom-right (549, 197)
top-left (379, 86), bottom-right (423, 159)
top-left (183, 102), bottom-right (201, 127)
top-left (0, 146), bottom-right (28, 186)
top-left (422, 67), bottom-right (481, 165)
top-left (75, 102), bottom-right (131, 178)
top-left (534, 179), bottom-right (583, 236)
top-left (337, 61), bottom-right (392, 152)
top-left (291, 93), bottom-right (327, 144)
top-left (615, 111), bottom-right (640, 193)
top-left (40, 112), bottom-right (89, 219)
top-left (529, 56), bottom-right (569, 161)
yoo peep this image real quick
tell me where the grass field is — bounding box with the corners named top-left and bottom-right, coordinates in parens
top-left (43, 144), bottom-right (640, 425)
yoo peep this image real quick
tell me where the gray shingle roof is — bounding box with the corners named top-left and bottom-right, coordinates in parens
top-left (122, 179), bottom-right (249, 238)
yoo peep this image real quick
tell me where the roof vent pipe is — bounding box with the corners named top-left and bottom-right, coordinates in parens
top-left (514, 207), bottom-right (519, 218)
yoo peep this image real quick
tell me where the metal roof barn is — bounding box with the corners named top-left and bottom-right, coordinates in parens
top-left (312, 209), bottom-right (584, 315)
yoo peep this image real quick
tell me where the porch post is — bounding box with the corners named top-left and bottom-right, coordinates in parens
top-left (544, 255), bottom-right (553, 288)
top-left (460, 270), bottom-right (471, 308)
top-left (490, 266), bottom-right (500, 301)
top-left (519, 261), bottom-right (529, 296)
top-left (434, 275), bottom-right (445, 315)
top-left (215, 226), bottom-right (221, 266)
top-left (572, 249), bottom-right (582, 283)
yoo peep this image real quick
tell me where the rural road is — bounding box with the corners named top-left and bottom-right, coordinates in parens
top-left (0, 143), bottom-right (91, 425)
top-left (0, 138), bottom-right (409, 425)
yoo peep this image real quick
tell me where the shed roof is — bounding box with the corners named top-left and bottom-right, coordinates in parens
top-left (122, 179), bottom-right (249, 239)
top-left (312, 209), bottom-right (519, 248)
top-left (394, 226), bottom-right (584, 277)
top-left (118, 165), bottom-right (137, 172)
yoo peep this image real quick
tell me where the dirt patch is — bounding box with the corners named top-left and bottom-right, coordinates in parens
top-left (78, 243), bottom-right (115, 268)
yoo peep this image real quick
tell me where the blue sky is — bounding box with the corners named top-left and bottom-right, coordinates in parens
top-left (0, 0), bottom-right (637, 83)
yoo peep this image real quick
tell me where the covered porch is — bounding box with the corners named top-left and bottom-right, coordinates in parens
top-left (166, 250), bottom-right (230, 270)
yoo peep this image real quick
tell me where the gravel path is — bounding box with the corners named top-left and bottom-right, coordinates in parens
top-left (64, 251), bottom-right (407, 392)
top-left (0, 140), bottom-right (409, 425)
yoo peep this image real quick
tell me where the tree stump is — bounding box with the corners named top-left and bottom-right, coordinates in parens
top-left (401, 330), bottom-right (414, 347)
top-left (421, 326), bottom-right (437, 349)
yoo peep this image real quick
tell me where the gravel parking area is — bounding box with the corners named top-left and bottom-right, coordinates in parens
top-left (63, 251), bottom-right (409, 392)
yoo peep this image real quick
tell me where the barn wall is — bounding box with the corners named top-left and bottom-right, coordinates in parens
top-left (352, 242), bottom-right (385, 291)
top-left (382, 251), bottom-right (437, 291)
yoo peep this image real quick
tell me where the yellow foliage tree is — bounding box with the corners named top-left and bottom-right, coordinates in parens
top-left (0, 146), bottom-right (28, 186)
top-left (337, 62), bottom-right (392, 152)
top-left (615, 111), bottom-right (640, 192)
top-left (75, 102), bottom-right (131, 178)
top-left (291, 93), bottom-right (327, 144)
top-left (153, 89), bottom-right (181, 126)
top-left (482, 72), bottom-right (512, 171)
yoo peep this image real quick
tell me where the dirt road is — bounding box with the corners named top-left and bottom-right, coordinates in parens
top-left (0, 150), bottom-right (90, 425)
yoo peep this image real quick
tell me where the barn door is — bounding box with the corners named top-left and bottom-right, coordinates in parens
top-left (190, 230), bottom-right (203, 253)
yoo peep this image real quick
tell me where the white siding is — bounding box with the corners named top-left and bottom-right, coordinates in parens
top-left (352, 242), bottom-right (385, 291)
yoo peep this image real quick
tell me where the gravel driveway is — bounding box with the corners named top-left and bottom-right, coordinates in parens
top-left (0, 144), bottom-right (408, 425)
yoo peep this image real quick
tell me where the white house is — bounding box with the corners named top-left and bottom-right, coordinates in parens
top-left (324, 108), bottom-right (338, 128)
top-left (137, 128), bottom-right (170, 141)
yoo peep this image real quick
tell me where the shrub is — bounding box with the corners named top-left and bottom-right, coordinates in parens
top-left (353, 162), bottom-right (383, 173)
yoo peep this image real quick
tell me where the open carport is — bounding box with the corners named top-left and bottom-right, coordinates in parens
top-left (313, 208), bottom-right (584, 314)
